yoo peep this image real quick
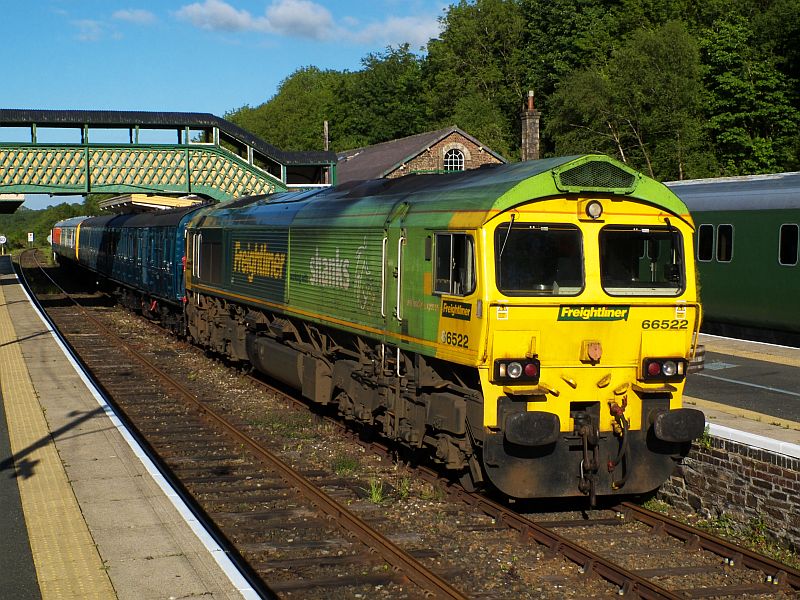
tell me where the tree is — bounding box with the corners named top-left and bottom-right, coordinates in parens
top-left (226, 66), bottom-right (343, 151)
top-left (547, 21), bottom-right (712, 180)
top-left (425, 0), bottom-right (526, 158)
top-left (700, 16), bottom-right (800, 174)
top-left (329, 45), bottom-right (427, 150)
top-left (519, 0), bottom-right (624, 114)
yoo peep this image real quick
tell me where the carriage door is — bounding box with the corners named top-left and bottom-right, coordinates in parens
top-left (383, 202), bottom-right (409, 375)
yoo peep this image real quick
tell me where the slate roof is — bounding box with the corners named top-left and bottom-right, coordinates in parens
top-left (335, 126), bottom-right (506, 184)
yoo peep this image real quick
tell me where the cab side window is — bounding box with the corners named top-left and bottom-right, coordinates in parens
top-left (434, 233), bottom-right (475, 296)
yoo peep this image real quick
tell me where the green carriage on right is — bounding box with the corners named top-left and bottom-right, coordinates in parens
top-left (668, 172), bottom-right (800, 339)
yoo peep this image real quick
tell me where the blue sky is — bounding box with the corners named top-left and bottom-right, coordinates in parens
top-left (2, 0), bottom-right (446, 209)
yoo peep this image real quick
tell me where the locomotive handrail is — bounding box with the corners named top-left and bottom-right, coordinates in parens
top-left (381, 237), bottom-right (387, 318)
top-left (396, 236), bottom-right (405, 322)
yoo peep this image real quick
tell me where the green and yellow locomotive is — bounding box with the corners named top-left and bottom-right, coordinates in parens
top-left (184, 154), bottom-right (705, 500)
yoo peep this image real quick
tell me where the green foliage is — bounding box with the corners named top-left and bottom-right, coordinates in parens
top-left (426, 0), bottom-right (526, 158)
top-left (699, 16), bottom-right (800, 174)
top-left (332, 454), bottom-right (360, 475)
top-left (548, 21), bottom-right (713, 179)
top-left (520, 0), bottom-right (624, 107)
top-left (226, 66), bottom-right (344, 151)
top-left (330, 45), bottom-right (429, 150)
top-left (363, 478), bottom-right (387, 504)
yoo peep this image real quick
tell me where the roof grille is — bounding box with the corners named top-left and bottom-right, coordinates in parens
top-left (557, 160), bottom-right (636, 191)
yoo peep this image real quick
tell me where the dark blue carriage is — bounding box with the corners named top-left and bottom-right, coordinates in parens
top-left (73, 206), bottom-right (205, 314)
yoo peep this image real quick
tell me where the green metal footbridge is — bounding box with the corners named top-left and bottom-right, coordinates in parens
top-left (0, 109), bottom-right (337, 213)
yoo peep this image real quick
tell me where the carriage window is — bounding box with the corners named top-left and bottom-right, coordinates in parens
top-left (697, 224), bottom-right (713, 261)
top-left (495, 223), bottom-right (583, 296)
top-left (779, 224), bottom-right (799, 266)
top-left (434, 233), bottom-right (475, 296)
top-left (600, 227), bottom-right (683, 296)
top-left (716, 224), bottom-right (733, 262)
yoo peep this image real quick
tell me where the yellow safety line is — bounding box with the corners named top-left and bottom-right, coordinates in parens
top-left (0, 270), bottom-right (116, 599)
top-left (684, 395), bottom-right (800, 432)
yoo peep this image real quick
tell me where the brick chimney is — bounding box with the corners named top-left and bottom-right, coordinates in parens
top-left (520, 90), bottom-right (541, 161)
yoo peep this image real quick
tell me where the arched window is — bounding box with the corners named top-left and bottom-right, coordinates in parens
top-left (443, 148), bottom-right (465, 171)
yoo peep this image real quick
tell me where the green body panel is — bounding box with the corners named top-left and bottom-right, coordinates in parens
top-left (692, 208), bottom-right (800, 331)
top-left (288, 228), bottom-right (385, 328)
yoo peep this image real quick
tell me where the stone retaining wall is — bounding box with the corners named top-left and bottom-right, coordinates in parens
top-left (657, 436), bottom-right (800, 552)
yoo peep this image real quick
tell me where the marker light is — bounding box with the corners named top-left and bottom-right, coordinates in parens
top-left (524, 363), bottom-right (539, 378)
top-left (647, 361), bottom-right (662, 377)
top-left (662, 360), bottom-right (678, 377)
top-left (585, 200), bottom-right (603, 219)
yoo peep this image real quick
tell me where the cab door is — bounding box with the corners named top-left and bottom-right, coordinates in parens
top-left (382, 202), bottom-right (409, 372)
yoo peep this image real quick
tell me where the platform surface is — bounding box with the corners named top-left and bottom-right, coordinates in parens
top-left (686, 334), bottom-right (800, 453)
top-left (0, 255), bottom-right (246, 600)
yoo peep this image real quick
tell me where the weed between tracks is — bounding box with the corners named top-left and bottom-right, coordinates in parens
top-left (332, 454), bottom-right (360, 475)
top-left (642, 498), bottom-right (800, 569)
top-left (248, 410), bottom-right (315, 439)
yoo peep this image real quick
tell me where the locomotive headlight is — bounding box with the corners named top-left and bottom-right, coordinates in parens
top-left (662, 360), bottom-right (678, 376)
top-left (507, 362), bottom-right (523, 379)
top-left (585, 200), bottom-right (603, 219)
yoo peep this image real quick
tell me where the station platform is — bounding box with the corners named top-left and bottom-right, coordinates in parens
top-left (686, 333), bottom-right (800, 458)
top-left (0, 255), bottom-right (250, 600)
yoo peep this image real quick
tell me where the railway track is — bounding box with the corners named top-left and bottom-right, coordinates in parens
top-left (19, 250), bottom-right (800, 599)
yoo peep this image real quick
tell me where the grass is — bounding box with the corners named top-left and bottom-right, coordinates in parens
top-left (697, 424), bottom-right (713, 449)
top-left (642, 497), bottom-right (671, 513)
top-left (640, 497), bottom-right (799, 569)
top-left (364, 478), bottom-right (387, 504)
top-left (420, 482), bottom-right (446, 502)
top-left (248, 410), bottom-right (314, 439)
top-left (397, 477), bottom-right (412, 500)
top-left (332, 454), bottom-right (360, 475)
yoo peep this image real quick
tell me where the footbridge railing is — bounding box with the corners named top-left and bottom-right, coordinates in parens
top-left (0, 110), bottom-right (336, 210)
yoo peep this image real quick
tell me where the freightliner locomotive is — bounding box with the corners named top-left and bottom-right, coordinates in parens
top-left (53, 155), bottom-right (706, 502)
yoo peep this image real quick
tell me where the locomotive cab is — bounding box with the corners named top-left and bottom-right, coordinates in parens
top-left (472, 180), bottom-right (705, 500)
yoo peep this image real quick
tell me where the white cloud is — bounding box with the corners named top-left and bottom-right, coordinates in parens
top-left (265, 0), bottom-right (335, 40)
top-left (73, 19), bottom-right (105, 42)
top-left (350, 15), bottom-right (441, 48)
top-left (112, 9), bottom-right (157, 25)
top-left (174, 0), bottom-right (442, 47)
top-left (175, 0), bottom-right (268, 32)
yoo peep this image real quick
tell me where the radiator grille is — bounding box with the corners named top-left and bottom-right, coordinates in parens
top-left (557, 160), bottom-right (636, 191)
